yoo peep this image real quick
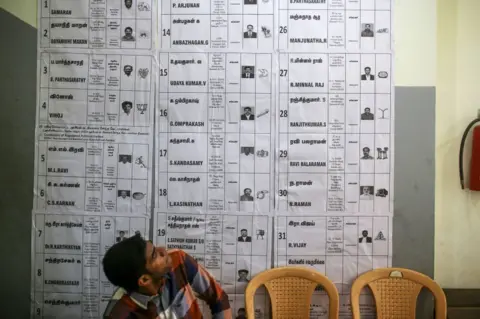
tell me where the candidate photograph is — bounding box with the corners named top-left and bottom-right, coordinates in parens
top-left (241, 66), bottom-right (255, 79)
top-left (240, 188), bottom-right (254, 201)
top-left (244, 25), bottom-right (257, 38)
top-left (360, 186), bottom-right (374, 200)
top-left (361, 67), bottom-right (375, 80)
top-left (122, 27), bottom-right (135, 41)
top-left (361, 107), bottom-right (374, 120)
top-left (361, 23), bottom-right (374, 37)
top-left (237, 229), bottom-right (252, 242)
top-left (241, 107), bottom-right (255, 120)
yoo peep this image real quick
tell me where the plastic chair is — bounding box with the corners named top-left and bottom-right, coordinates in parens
top-left (245, 266), bottom-right (339, 319)
top-left (351, 268), bottom-right (447, 319)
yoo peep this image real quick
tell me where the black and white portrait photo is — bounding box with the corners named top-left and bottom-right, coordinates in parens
top-left (122, 101), bottom-right (133, 115)
top-left (242, 66), bottom-right (255, 79)
top-left (237, 269), bottom-right (250, 282)
top-left (238, 229), bottom-right (252, 242)
top-left (361, 107), bottom-right (374, 120)
top-left (244, 0), bottom-right (257, 4)
top-left (241, 147), bottom-right (254, 156)
top-left (119, 154), bottom-right (132, 164)
top-left (240, 188), bottom-right (254, 201)
top-left (116, 230), bottom-right (129, 243)
top-left (361, 147), bottom-right (374, 160)
top-left (123, 65), bottom-right (133, 76)
top-left (361, 67), bottom-right (375, 80)
top-left (122, 27), bottom-right (135, 41)
top-left (241, 107), bottom-right (255, 120)
top-left (118, 190), bottom-right (131, 199)
top-left (124, 0), bottom-right (133, 9)
top-left (360, 186), bottom-right (374, 200)
top-left (244, 25), bottom-right (257, 38)
top-left (358, 230), bottom-right (372, 243)
top-left (361, 23), bottom-right (374, 37)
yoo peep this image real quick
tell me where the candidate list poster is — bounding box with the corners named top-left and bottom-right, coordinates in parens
top-left (156, 52), bottom-right (275, 215)
top-left (275, 52), bottom-right (394, 215)
top-left (275, 215), bottom-right (392, 318)
top-left (34, 51), bottom-right (156, 215)
top-left (31, 213), bottom-right (150, 318)
top-left (35, 0), bottom-right (157, 216)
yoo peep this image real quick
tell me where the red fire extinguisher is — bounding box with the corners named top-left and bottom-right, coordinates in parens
top-left (459, 110), bottom-right (480, 190)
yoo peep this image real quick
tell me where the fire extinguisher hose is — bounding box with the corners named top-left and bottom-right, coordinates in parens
top-left (459, 118), bottom-right (480, 189)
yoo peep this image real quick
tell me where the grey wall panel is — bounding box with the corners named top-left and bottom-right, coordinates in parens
top-left (0, 9), bottom-right (37, 319)
top-left (393, 86), bottom-right (436, 318)
top-left (0, 8), bottom-right (437, 319)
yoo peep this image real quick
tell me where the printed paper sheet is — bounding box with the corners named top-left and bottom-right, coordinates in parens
top-left (34, 52), bottom-right (155, 215)
top-left (155, 212), bottom-right (272, 296)
top-left (32, 0), bottom-right (396, 317)
top-left (156, 53), bottom-right (275, 214)
top-left (31, 213), bottom-right (150, 318)
top-left (275, 52), bottom-right (394, 215)
top-left (274, 215), bottom-right (392, 317)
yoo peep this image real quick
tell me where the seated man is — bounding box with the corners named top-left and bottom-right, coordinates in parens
top-left (102, 234), bottom-right (232, 318)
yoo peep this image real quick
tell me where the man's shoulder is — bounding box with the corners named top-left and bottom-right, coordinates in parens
top-left (103, 288), bottom-right (139, 319)
top-left (168, 248), bottom-right (191, 269)
top-left (168, 248), bottom-right (187, 260)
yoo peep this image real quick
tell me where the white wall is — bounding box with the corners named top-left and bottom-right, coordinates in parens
top-left (435, 0), bottom-right (480, 288)
top-left (394, 0), bottom-right (436, 87)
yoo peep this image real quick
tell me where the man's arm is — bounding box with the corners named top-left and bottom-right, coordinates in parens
top-left (181, 251), bottom-right (232, 319)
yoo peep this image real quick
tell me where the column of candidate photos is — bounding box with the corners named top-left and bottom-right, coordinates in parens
top-left (32, 0), bottom-right (156, 317)
top-left (32, 213), bottom-right (150, 318)
top-left (275, 52), bottom-right (393, 215)
top-left (35, 0), bottom-right (156, 216)
top-left (156, 52), bottom-right (275, 215)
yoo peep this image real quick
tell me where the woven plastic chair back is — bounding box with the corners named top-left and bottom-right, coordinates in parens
top-left (351, 268), bottom-right (447, 319)
top-left (245, 266), bottom-right (339, 319)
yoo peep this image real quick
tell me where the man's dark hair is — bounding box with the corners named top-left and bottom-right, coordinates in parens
top-left (102, 234), bottom-right (147, 292)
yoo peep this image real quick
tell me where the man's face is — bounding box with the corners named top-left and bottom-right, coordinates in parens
top-left (125, 0), bottom-right (132, 8)
top-left (244, 148), bottom-right (251, 156)
top-left (121, 191), bottom-right (128, 198)
top-left (365, 68), bottom-right (371, 75)
top-left (239, 272), bottom-right (247, 279)
top-left (119, 231), bottom-right (125, 237)
top-left (247, 25), bottom-right (253, 32)
top-left (125, 28), bottom-right (133, 36)
top-left (143, 241), bottom-right (172, 283)
top-left (124, 66), bottom-right (133, 76)
top-left (241, 230), bottom-right (247, 237)
top-left (245, 67), bottom-right (251, 74)
top-left (244, 188), bottom-right (251, 196)
top-left (120, 156), bottom-right (128, 164)
top-left (363, 187), bottom-right (370, 195)
top-left (123, 103), bottom-right (132, 114)
top-left (245, 108), bottom-right (251, 116)
top-left (365, 108), bottom-right (371, 114)
top-left (363, 148), bottom-right (369, 156)
top-left (362, 230), bottom-right (368, 237)
top-left (365, 24), bottom-right (371, 30)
